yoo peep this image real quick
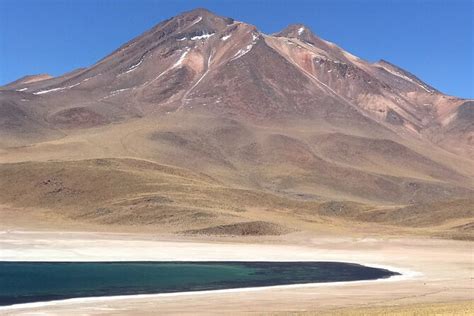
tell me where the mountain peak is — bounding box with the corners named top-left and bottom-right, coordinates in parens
top-left (174, 8), bottom-right (234, 27)
top-left (183, 7), bottom-right (213, 15)
top-left (276, 23), bottom-right (314, 39)
top-left (274, 23), bottom-right (335, 51)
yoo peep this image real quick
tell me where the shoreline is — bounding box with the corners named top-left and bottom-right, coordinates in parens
top-left (0, 230), bottom-right (470, 315)
top-left (0, 263), bottom-right (420, 311)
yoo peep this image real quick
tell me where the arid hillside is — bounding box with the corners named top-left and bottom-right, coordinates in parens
top-left (0, 9), bottom-right (472, 239)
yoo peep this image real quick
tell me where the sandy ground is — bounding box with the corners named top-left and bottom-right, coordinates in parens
top-left (0, 231), bottom-right (473, 315)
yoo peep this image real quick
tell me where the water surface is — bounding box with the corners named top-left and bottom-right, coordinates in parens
top-left (0, 261), bottom-right (398, 306)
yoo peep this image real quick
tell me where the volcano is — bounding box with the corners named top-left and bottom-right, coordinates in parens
top-left (0, 8), bottom-right (472, 238)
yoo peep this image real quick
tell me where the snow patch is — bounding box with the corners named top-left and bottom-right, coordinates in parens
top-left (178, 52), bottom-right (214, 111)
top-left (15, 88), bottom-right (28, 92)
top-left (230, 32), bottom-right (260, 61)
top-left (33, 80), bottom-right (84, 95)
top-left (110, 88), bottom-right (129, 94)
top-left (297, 27), bottom-right (305, 36)
top-left (140, 48), bottom-right (192, 89)
top-left (173, 48), bottom-right (190, 68)
top-left (124, 57), bottom-right (144, 74)
top-left (191, 16), bottom-right (202, 26)
top-left (33, 87), bottom-right (64, 95)
top-left (221, 34), bottom-right (231, 41)
top-left (179, 16), bottom-right (203, 33)
top-left (231, 44), bottom-right (254, 60)
top-left (189, 53), bottom-right (212, 89)
top-left (66, 82), bottom-right (81, 89)
top-left (190, 33), bottom-right (214, 40)
top-left (168, 16), bottom-right (205, 42)
top-left (100, 88), bottom-right (130, 100)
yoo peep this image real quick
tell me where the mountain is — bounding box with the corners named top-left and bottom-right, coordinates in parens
top-left (0, 8), bottom-right (472, 239)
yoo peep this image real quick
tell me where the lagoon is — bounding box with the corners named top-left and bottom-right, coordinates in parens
top-left (0, 261), bottom-right (398, 306)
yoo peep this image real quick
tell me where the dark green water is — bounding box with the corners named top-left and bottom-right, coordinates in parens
top-left (0, 261), bottom-right (398, 306)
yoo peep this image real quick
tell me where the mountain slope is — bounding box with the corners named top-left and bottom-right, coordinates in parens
top-left (0, 8), bottom-right (472, 237)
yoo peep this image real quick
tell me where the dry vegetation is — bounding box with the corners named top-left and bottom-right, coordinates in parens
top-left (310, 300), bottom-right (474, 316)
top-left (0, 131), bottom-right (472, 239)
top-left (0, 112), bottom-right (473, 238)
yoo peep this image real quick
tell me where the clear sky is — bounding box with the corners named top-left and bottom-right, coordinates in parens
top-left (1, 0), bottom-right (472, 98)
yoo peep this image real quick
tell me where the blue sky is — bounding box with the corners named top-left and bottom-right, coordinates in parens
top-left (1, 0), bottom-right (472, 98)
